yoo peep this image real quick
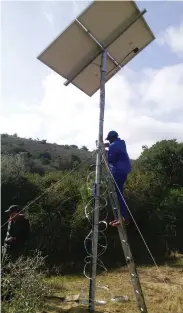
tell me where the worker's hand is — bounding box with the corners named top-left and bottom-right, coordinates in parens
top-left (104, 142), bottom-right (109, 148)
top-left (6, 237), bottom-right (16, 243)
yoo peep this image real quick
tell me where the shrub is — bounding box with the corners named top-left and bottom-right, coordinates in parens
top-left (81, 145), bottom-right (88, 151)
top-left (7, 145), bottom-right (27, 154)
top-left (1, 253), bottom-right (51, 313)
top-left (70, 145), bottom-right (78, 149)
top-left (40, 151), bottom-right (51, 160)
top-left (1, 133), bottom-right (9, 138)
top-left (1, 154), bottom-right (26, 183)
top-left (40, 139), bottom-right (47, 144)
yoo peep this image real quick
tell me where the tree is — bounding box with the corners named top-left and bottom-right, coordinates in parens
top-left (64, 145), bottom-right (70, 149)
top-left (70, 145), bottom-right (78, 149)
top-left (40, 139), bottom-right (47, 144)
top-left (42, 158), bottom-right (51, 165)
top-left (138, 139), bottom-right (183, 188)
top-left (126, 139), bottom-right (183, 258)
top-left (27, 159), bottom-right (45, 175)
top-left (70, 154), bottom-right (81, 164)
top-left (81, 145), bottom-right (88, 151)
top-left (1, 133), bottom-right (9, 138)
top-left (7, 145), bottom-right (28, 155)
top-left (1, 154), bottom-right (26, 183)
top-left (39, 151), bottom-right (51, 160)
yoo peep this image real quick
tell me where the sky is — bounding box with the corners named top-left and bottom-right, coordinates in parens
top-left (1, 0), bottom-right (183, 159)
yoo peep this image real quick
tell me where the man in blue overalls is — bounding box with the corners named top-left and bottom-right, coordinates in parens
top-left (105, 131), bottom-right (131, 226)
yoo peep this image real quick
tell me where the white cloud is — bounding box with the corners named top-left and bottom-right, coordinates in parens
top-left (1, 62), bottom-right (183, 159)
top-left (43, 11), bottom-right (54, 25)
top-left (158, 21), bottom-right (183, 58)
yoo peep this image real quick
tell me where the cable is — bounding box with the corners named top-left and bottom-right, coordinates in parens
top-left (106, 48), bottom-right (138, 77)
top-left (83, 168), bottom-right (108, 280)
top-left (1, 151), bottom-right (96, 229)
top-left (81, 164), bottom-right (114, 304)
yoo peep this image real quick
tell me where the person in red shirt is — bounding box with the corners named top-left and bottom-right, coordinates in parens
top-left (3, 205), bottom-right (30, 261)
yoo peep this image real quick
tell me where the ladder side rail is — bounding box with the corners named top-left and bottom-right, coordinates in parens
top-left (101, 147), bottom-right (147, 313)
top-left (105, 174), bottom-right (147, 312)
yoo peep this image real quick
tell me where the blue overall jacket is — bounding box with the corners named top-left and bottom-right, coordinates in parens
top-left (108, 138), bottom-right (131, 175)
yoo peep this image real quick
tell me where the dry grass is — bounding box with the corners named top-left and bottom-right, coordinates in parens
top-left (44, 259), bottom-right (183, 313)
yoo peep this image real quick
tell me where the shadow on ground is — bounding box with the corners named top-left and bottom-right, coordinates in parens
top-left (44, 298), bottom-right (104, 313)
top-left (44, 304), bottom-right (104, 313)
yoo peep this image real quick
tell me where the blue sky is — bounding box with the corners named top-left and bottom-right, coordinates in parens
top-left (1, 1), bottom-right (183, 158)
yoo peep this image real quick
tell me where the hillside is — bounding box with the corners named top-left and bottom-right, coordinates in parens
top-left (1, 133), bottom-right (95, 173)
top-left (1, 133), bottom-right (135, 174)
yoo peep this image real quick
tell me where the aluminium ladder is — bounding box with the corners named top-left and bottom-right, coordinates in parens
top-left (100, 144), bottom-right (148, 313)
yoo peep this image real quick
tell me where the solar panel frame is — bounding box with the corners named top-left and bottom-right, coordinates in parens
top-left (37, 1), bottom-right (155, 96)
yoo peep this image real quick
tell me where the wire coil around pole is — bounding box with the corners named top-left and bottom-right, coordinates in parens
top-left (81, 166), bottom-right (112, 304)
top-left (83, 168), bottom-right (108, 279)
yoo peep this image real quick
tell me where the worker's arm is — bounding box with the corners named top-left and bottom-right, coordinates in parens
top-left (4, 221), bottom-right (16, 244)
top-left (108, 140), bottom-right (127, 165)
top-left (6, 237), bottom-right (16, 243)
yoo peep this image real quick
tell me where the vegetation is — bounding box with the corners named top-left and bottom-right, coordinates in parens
top-left (1, 135), bottom-right (183, 270)
top-left (1, 253), bottom-right (51, 313)
top-left (1, 133), bottom-right (94, 174)
top-left (1, 134), bottom-right (183, 312)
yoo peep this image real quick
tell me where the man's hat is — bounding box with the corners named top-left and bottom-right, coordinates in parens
top-left (105, 130), bottom-right (118, 140)
top-left (5, 205), bottom-right (21, 213)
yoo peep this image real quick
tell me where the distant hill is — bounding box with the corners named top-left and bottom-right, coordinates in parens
top-left (1, 133), bottom-right (95, 173)
top-left (1, 133), bottom-right (135, 174)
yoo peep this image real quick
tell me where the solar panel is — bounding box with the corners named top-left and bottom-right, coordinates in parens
top-left (38, 1), bottom-right (155, 96)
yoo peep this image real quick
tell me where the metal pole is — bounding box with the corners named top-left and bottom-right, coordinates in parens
top-left (88, 50), bottom-right (107, 312)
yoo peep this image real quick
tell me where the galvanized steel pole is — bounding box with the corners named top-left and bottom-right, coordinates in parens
top-left (88, 50), bottom-right (107, 312)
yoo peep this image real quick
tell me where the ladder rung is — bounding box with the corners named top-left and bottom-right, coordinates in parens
top-left (102, 146), bottom-right (147, 313)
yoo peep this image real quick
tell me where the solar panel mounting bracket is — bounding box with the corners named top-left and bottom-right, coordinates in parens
top-left (64, 8), bottom-right (147, 87)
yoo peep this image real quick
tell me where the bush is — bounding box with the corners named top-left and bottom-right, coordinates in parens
top-left (70, 145), bottom-right (78, 149)
top-left (7, 145), bottom-right (28, 154)
top-left (81, 145), bottom-right (88, 151)
top-left (42, 158), bottom-right (51, 165)
top-left (1, 133), bottom-right (9, 138)
top-left (40, 151), bottom-right (51, 160)
top-left (27, 159), bottom-right (45, 175)
top-left (1, 253), bottom-right (51, 313)
top-left (40, 139), bottom-right (47, 144)
top-left (1, 154), bottom-right (26, 183)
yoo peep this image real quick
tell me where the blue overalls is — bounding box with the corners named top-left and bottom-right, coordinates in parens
top-left (108, 138), bottom-right (131, 220)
